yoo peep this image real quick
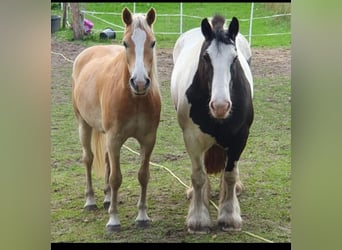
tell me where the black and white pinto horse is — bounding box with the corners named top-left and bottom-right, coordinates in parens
top-left (171, 15), bottom-right (254, 233)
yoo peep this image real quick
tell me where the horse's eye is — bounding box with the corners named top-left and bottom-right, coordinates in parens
top-left (123, 41), bottom-right (128, 48)
top-left (151, 41), bottom-right (156, 48)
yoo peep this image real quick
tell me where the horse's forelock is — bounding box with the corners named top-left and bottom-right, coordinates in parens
top-left (132, 14), bottom-right (153, 34)
top-left (209, 15), bottom-right (232, 45)
top-left (211, 15), bottom-right (225, 32)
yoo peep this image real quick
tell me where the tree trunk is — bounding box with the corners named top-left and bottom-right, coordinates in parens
top-left (70, 2), bottom-right (84, 40)
top-left (62, 3), bottom-right (67, 29)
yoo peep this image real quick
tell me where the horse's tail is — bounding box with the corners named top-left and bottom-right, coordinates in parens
top-left (204, 145), bottom-right (226, 174)
top-left (91, 130), bottom-right (106, 177)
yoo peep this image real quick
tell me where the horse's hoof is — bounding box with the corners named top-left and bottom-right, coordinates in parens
top-left (218, 221), bottom-right (242, 232)
top-left (103, 201), bottom-right (110, 210)
top-left (187, 226), bottom-right (211, 234)
top-left (84, 204), bottom-right (98, 211)
top-left (136, 220), bottom-right (150, 228)
top-left (106, 224), bottom-right (121, 233)
top-left (220, 225), bottom-right (242, 232)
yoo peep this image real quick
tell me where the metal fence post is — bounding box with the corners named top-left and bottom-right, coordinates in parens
top-left (180, 3), bottom-right (183, 35)
top-left (249, 2), bottom-right (254, 46)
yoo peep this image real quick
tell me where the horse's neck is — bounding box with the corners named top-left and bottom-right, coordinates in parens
top-left (150, 55), bottom-right (160, 93)
top-left (235, 52), bottom-right (253, 98)
top-left (99, 51), bottom-right (129, 96)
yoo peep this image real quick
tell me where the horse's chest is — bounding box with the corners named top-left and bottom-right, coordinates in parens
top-left (189, 109), bottom-right (231, 145)
top-left (129, 112), bottom-right (153, 129)
top-left (111, 100), bottom-right (160, 134)
top-left (184, 96), bottom-right (240, 149)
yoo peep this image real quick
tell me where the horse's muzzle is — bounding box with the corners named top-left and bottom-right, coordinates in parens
top-left (130, 77), bottom-right (151, 95)
top-left (209, 100), bottom-right (231, 119)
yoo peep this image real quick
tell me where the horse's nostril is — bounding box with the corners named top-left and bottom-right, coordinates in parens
top-left (145, 78), bottom-right (151, 88)
top-left (210, 101), bottom-right (215, 111)
top-left (130, 78), bottom-right (135, 87)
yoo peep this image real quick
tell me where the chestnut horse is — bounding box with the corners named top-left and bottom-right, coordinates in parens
top-left (72, 7), bottom-right (161, 232)
top-left (171, 15), bottom-right (254, 233)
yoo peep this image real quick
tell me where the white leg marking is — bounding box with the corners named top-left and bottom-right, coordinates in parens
top-left (106, 214), bottom-right (120, 227)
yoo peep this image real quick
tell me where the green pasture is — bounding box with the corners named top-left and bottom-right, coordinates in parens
top-left (51, 60), bottom-right (291, 242)
top-left (51, 2), bottom-right (291, 48)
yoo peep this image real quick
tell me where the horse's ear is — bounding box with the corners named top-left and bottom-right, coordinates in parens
top-left (227, 17), bottom-right (239, 41)
top-left (122, 7), bottom-right (132, 25)
top-left (201, 18), bottom-right (213, 41)
top-left (146, 8), bottom-right (156, 26)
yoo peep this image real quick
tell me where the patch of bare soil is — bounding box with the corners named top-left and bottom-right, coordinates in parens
top-left (51, 38), bottom-right (291, 93)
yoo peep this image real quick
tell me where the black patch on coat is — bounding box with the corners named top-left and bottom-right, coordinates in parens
top-left (185, 58), bottom-right (254, 171)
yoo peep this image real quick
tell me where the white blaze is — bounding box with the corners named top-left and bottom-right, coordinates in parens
top-left (131, 28), bottom-right (147, 81)
top-left (207, 42), bottom-right (237, 107)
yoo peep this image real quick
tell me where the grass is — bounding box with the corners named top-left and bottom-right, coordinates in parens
top-left (51, 56), bottom-right (291, 243)
top-left (51, 2), bottom-right (291, 48)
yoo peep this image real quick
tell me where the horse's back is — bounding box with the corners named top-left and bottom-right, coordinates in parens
top-left (72, 45), bottom-right (125, 131)
top-left (236, 33), bottom-right (252, 65)
top-left (173, 27), bottom-right (204, 64)
top-left (171, 28), bottom-right (203, 110)
top-left (73, 45), bottom-right (123, 78)
top-left (72, 45), bottom-right (124, 94)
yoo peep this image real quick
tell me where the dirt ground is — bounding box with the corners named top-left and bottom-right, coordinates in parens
top-left (51, 38), bottom-right (291, 86)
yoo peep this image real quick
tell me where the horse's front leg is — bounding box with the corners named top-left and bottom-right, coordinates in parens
top-left (105, 136), bottom-right (123, 232)
top-left (183, 130), bottom-right (213, 234)
top-left (135, 133), bottom-right (156, 227)
top-left (217, 131), bottom-right (248, 231)
top-left (218, 162), bottom-right (242, 231)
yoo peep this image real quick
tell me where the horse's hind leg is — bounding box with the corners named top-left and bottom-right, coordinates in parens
top-left (235, 165), bottom-right (244, 196)
top-left (103, 152), bottom-right (111, 210)
top-left (78, 120), bottom-right (97, 211)
top-left (105, 135), bottom-right (123, 232)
